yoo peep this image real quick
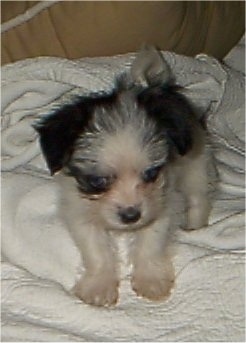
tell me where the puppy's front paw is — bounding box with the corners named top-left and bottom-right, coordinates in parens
top-left (73, 272), bottom-right (119, 307)
top-left (131, 261), bottom-right (174, 301)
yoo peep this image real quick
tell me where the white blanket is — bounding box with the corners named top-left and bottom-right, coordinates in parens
top-left (1, 40), bottom-right (245, 341)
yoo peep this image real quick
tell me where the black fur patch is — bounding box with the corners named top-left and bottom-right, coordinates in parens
top-left (34, 80), bottom-right (199, 175)
top-left (34, 92), bottom-right (117, 174)
top-left (137, 85), bottom-right (196, 156)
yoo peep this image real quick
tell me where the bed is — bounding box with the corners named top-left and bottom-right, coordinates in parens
top-left (1, 32), bottom-right (245, 341)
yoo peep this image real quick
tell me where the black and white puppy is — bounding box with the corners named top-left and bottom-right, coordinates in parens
top-left (34, 47), bottom-right (210, 306)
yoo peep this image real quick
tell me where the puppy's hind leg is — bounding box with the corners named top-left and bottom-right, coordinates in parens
top-left (179, 153), bottom-right (210, 230)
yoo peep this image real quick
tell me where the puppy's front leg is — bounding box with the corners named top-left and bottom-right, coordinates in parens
top-left (131, 216), bottom-right (174, 301)
top-left (70, 223), bottom-right (119, 306)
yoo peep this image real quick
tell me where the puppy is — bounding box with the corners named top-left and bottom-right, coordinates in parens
top-left (34, 47), bottom-right (210, 306)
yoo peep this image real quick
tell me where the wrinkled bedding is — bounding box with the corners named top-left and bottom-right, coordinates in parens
top-left (1, 38), bottom-right (245, 341)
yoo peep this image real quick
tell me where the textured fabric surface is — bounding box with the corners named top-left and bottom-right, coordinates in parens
top-left (1, 44), bottom-right (245, 341)
top-left (1, 1), bottom-right (245, 65)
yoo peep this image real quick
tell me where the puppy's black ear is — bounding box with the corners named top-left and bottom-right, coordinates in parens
top-left (137, 85), bottom-right (196, 156)
top-left (33, 92), bottom-right (118, 175)
top-left (33, 101), bottom-right (91, 175)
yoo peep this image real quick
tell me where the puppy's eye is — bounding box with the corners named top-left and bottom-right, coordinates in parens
top-left (142, 165), bottom-right (163, 183)
top-left (68, 164), bottom-right (114, 194)
top-left (86, 175), bottom-right (110, 192)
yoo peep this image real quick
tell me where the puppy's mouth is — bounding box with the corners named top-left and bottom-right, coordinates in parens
top-left (107, 216), bottom-right (157, 232)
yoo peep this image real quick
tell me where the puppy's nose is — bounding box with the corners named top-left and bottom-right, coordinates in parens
top-left (118, 206), bottom-right (141, 224)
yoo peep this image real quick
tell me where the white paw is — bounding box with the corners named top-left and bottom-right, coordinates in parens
top-left (73, 273), bottom-right (119, 307)
top-left (185, 200), bottom-right (210, 230)
top-left (131, 261), bottom-right (174, 301)
top-left (186, 208), bottom-right (209, 230)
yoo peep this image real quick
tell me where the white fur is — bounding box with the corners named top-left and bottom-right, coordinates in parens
top-left (54, 124), bottom-right (210, 306)
top-left (39, 47), bottom-right (212, 306)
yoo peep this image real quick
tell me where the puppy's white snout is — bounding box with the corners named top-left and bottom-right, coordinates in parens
top-left (118, 206), bottom-right (141, 224)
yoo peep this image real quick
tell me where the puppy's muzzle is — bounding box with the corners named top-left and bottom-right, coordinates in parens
top-left (118, 206), bottom-right (141, 224)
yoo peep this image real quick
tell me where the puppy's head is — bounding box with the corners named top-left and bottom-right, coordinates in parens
top-left (34, 47), bottom-right (198, 230)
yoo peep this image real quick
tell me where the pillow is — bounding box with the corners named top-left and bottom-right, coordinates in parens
top-left (1, 1), bottom-right (245, 65)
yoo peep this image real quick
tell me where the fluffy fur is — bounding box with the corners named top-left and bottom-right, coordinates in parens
top-left (34, 47), bottom-right (211, 306)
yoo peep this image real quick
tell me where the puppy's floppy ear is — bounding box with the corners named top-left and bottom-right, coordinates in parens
top-left (137, 85), bottom-right (196, 156)
top-left (33, 92), bottom-right (117, 175)
top-left (131, 45), bottom-right (172, 87)
top-left (33, 101), bottom-right (91, 175)
top-left (134, 46), bottom-right (198, 156)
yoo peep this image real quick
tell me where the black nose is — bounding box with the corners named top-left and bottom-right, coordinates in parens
top-left (118, 206), bottom-right (141, 224)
